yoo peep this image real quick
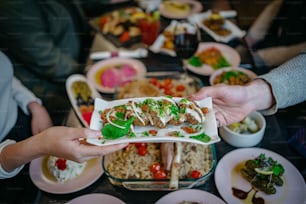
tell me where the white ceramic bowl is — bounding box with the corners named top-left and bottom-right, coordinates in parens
top-left (219, 111), bottom-right (266, 147)
top-left (209, 67), bottom-right (257, 86)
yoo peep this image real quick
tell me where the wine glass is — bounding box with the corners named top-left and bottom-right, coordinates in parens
top-left (173, 21), bottom-right (200, 74)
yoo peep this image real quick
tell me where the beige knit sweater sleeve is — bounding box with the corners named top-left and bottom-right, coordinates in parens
top-left (258, 53), bottom-right (306, 115)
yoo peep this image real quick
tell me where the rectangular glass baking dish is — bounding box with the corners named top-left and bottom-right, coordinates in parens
top-left (102, 143), bottom-right (217, 190)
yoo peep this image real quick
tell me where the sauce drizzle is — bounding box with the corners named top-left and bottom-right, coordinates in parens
top-left (232, 187), bottom-right (265, 204)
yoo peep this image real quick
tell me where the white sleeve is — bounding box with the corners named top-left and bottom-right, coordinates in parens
top-left (0, 139), bottom-right (24, 179)
top-left (12, 77), bottom-right (42, 115)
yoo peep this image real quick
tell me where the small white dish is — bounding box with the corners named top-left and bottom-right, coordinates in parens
top-left (67, 193), bottom-right (125, 204)
top-left (87, 97), bottom-right (220, 146)
top-left (86, 57), bottom-right (147, 94)
top-left (155, 189), bottom-right (226, 204)
top-left (219, 111), bottom-right (266, 147)
top-left (215, 148), bottom-right (306, 204)
top-left (185, 42), bottom-right (241, 76)
top-left (159, 0), bottom-right (203, 19)
top-left (29, 157), bottom-right (103, 194)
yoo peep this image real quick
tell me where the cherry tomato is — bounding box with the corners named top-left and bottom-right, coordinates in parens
top-left (150, 163), bottom-right (161, 173)
top-left (176, 85), bottom-right (186, 92)
top-left (164, 89), bottom-right (173, 96)
top-left (150, 78), bottom-right (158, 85)
top-left (134, 142), bottom-right (147, 148)
top-left (163, 81), bottom-right (172, 90)
top-left (164, 78), bottom-right (172, 86)
top-left (137, 146), bottom-right (147, 156)
top-left (190, 170), bottom-right (202, 179)
top-left (150, 78), bottom-right (163, 88)
top-left (153, 170), bottom-right (167, 179)
top-left (55, 158), bottom-right (67, 170)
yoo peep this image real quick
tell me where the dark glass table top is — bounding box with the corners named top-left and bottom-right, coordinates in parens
top-left (1, 2), bottom-right (305, 203)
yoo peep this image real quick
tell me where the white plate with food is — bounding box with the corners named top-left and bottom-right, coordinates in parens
top-left (190, 10), bottom-right (246, 43)
top-left (66, 74), bottom-right (102, 127)
top-left (209, 67), bottom-right (257, 86)
top-left (67, 193), bottom-right (125, 204)
top-left (86, 57), bottom-right (147, 94)
top-left (87, 96), bottom-right (219, 146)
top-left (159, 0), bottom-right (203, 19)
top-left (215, 148), bottom-right (306, 204)
top-left (29, 156), bottom-right (103, 194)
top-left (185, 42), bottom-right (241, 76)
top-left (155, 189), bottom-right (226, 204)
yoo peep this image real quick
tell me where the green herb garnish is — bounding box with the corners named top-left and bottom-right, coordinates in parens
top-left (188, 56), bottom-right (203, 67)
top-left (102, 116), bottom-right (135, 139)
top-left (190, 132), bottom-right (211, 143)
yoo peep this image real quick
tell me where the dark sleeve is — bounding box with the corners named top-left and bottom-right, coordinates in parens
top-left (0, 1), bottom-right (82, 81)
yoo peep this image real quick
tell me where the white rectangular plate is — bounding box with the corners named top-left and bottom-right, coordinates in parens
top-left (189, 10), bottom-right (246, 43)
top-left (87, 97), bottom-right (220, 146)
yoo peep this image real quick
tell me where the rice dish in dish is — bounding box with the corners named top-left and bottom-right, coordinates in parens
top-left (47, 156), bottom-right (87, 183)
top-left (105, 142), bottom-right (214, 180)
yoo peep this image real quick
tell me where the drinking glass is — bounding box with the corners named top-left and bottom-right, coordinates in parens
top-left (173, 22), bottom-right (200, 74)
top-left (138, 12), bottom-right (160, 46)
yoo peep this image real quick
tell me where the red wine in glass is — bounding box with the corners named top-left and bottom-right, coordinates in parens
top-left (174, 33), bottom-right (199, 59)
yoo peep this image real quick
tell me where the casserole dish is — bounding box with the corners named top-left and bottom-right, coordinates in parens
top-left (102, 143), bottom-right (217, 190)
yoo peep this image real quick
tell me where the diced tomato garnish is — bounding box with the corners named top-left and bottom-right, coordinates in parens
top-left (201, 107), bottom-right (209, 114)
top-left (153, 170), bottom-right (167, 179)
top-left (150, 163), bottom-right (162, 173)
top-left (141, 104), bottom-right (149, 112)
top-left (119, 31), bottom-right (130, 43)
top-left (190, 170), bottom-right (202, 179)
top-left (148, 129), bottom-right (158, 136)
top-left (181, 126), bottom-right (198, 134)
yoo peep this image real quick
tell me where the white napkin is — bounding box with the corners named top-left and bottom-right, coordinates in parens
top-left (90, 48), bottom-right (148, 60)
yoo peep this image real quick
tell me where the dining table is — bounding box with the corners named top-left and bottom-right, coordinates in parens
top-left (4, 1), bottom-right (306, 204)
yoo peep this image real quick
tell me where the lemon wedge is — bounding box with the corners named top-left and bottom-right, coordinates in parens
top-left (254, 167), bottom-right (273, 175)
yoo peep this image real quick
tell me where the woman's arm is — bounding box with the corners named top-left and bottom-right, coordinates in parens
top-left (246, 0), bottom-right (283, 47)
top-left (0, 127), bottom-right (127, 177)
top-left (255, 42), bottom-right (306, 67)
